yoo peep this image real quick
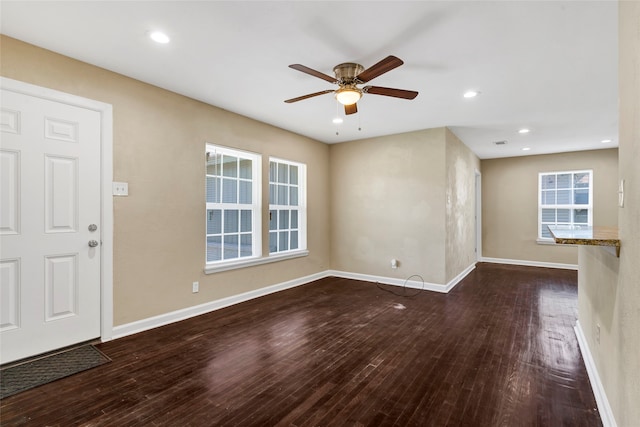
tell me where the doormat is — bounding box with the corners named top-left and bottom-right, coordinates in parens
top-left (0, 345), bottom-right (110, 399)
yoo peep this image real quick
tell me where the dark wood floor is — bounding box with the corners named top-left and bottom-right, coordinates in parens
top-left (1, 263), bottom-right (601, 426)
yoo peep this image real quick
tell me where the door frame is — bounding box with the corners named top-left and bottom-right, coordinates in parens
top-left (1, 76), bottom-right (114, 342)
top-left (475, 169), bottom-right (482, 261)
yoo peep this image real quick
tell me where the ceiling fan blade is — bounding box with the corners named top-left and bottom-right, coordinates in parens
top-left (356, 55), bottom-right (404, 83)
top-left (284, 90), bottom-right (334, 103)
top-left (289, 64), bottom-right (338, 83)
top-left (364, 86), bottom-right (418, 100)
top-left (344, 103), bottom-right (358, 115)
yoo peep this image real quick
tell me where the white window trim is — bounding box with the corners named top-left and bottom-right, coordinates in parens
top-left (537, 169), bottom-right (593, 243)
top-left (205, 144), bottom-right (262, 267)
top-left (268, 157), bottom-right (307, 255)
top-left (204, 249), bottom-right (309, 274)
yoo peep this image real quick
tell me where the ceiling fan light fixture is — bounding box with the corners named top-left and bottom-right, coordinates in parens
top-left (335, 87), bottom-right (362, 105)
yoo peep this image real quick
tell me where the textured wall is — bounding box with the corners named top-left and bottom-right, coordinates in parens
top-left (0, 35), bottom-right (331, 326)
top-left (445, 129), bottom-right (481, 282)
top-left (579, 3), bottom-right (640, 425)
top-left (481, 149), bottom-right (618, 265)
top-left (329, 128), bottom-right (447, 284)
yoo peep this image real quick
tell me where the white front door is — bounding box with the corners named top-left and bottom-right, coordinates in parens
top-left (1, 87), bottom-right (102, 364)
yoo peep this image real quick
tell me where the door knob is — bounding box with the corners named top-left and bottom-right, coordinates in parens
top-left (88, 240), bottom-right (99, 248)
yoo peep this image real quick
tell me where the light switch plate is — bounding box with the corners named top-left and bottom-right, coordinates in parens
top-left (619, 179), bottom-right (625, 207)
top-left (113, 182), bottom-right (129, 196)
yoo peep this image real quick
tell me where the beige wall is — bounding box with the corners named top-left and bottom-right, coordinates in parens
top-left (482, 149), bottom-right (619, 265)
top-left (0, 36), bottom-right (331, 326)
top-left (445, 129), bottom-right (481, 282)
top-left (329, 127), bottom-right (479, 285)
top-left (578, 2), bottom-right (640, 425)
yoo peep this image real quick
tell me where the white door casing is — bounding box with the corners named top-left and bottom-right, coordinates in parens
top-left (0, 77), bottom-right (113, 364)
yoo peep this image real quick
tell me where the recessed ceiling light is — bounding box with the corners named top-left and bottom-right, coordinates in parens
top-left (522, 147), bottom-right (531, 151)
top-left (332, 117), bottom-right (343, 124)
top-left (601, 139), bottom-right (612, 143)
top-left (518, 128), bottom-right (531, 134)
top-left (463, 90), bottom-right (479, 98)
top-left (150, 31), bottom-right (170, 44)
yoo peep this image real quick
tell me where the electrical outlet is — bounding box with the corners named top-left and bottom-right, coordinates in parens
top-left (596, 323), bottom-right (601, 344)
top-left (192, 281), bottom-right (199, 293)
top-left (112, 182), bottom-right (129, 196)
top-left (391, 259), bottom-right (398, 269)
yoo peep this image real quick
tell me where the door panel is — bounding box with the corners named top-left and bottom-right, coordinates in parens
top-left (0, 89), bottom-right (102, 364)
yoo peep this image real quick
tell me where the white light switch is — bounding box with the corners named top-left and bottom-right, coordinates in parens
top-left (112, 182), bottom-right (129, 196)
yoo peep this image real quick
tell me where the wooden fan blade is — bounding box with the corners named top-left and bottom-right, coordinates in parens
top-left (284, 90), bottom-right (334, 103)
top-left (364, 86), bottom-right (419, 100)
top-left (344, 103), bottom-right (358, 115)
top-left (356, 55), bottom-right (404, 83)
top-left (289, 64), bottom-right (338, 83)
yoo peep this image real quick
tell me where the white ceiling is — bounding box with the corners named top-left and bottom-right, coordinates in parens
top-left (0, 1), bottom-right (618, 159)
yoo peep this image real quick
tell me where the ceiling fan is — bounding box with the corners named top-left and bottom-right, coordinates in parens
top-left (284, 55), bottom-right (418, 115)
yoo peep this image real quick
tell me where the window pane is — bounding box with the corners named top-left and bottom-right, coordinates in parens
top-left (542, 191), bottom-right (555, 205)
top-left (206, 177), bottom-right (220, 203)
top-left (269, 161), bottom-right (277, 183)
top-left (206, 153), bottom-right (221, 176)
top-left (239, 158), bottom-right (252, 179)
top-left (541, 175), bottom-right (556, 190)
top-left (269, 210), bottom-right (277, 231)
top-left (291, 231), bottom-right (299, 250)
top-left (269, 183), bottom-right (276, 204)
top-left (290, 187), bottom-right (298, 206)
top-left (278, 163), bottom-right (288, 183)
top-left (291, 210), bottom-right (298, 229)
top-left (239, 181), bottom-right (252, 204)
top-left (574, 209), bottom-right (588, 223)
top-left (279, 210), bottom-right (289, 230)
top-left (207, 209), bottom-right (222, 234)
top-left (541, 226), bottom-right (552, 238)
top-left (279, 231), bottom-right (289, 251)
top-left (240, 234), bottom-right (252, 257)
top-left (557, 190), bottom-right (571, 204)
top-left (269, 232), bottom-right (277, 253)
top-left (557, 174), bottom-right (571, 189)
top-left (557, 209), bottom-right (570, 223)
top-left (224, 210), bottom-right (239, 233)
top-left (575, 189), bottom-right (589, 204)
top-left (289, 165), bottom-right (298, 185)
top-left (240, 210), bottom-right (252, 232)
top-left (222, 178), bottom-right (237, 203)
top-left (223, 155), bottom-right (237, 177)
top-left (207, 236), bottom-right (222, 262)
top-left (541, 209), bottom-right (555, 222)
top-left (278, 184), bottom-right (288, 205)
top-left (224, 235), bottom-right (238, 259)
top-left (575, 172), bottom-right (590, 188)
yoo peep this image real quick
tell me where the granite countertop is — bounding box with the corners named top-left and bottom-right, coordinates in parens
top-left (547, 225), bottom-right (620, 257)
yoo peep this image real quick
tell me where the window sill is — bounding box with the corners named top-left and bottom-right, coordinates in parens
top-left (536, 238), bottom-right (557, 245)
top-left (204, 250), bottom-right (309, 274)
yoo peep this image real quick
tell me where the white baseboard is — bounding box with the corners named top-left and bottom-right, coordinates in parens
top-left (328, 262), bottom-right (476, 294)
top-left (111, 264), bottom-right (477, 340)
top-left (111, 270), bottom-right (331, 340)
top-left (574, 321), bottom-right (617, 427)
top-left (480, 256), bottom-right (577, 270)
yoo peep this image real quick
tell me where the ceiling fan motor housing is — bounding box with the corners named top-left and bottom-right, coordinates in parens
top-left (333, 63), bottom-right (365, 84)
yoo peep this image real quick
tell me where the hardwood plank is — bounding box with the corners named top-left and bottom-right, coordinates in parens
top-left (0, 264), bottom-right (601, 426)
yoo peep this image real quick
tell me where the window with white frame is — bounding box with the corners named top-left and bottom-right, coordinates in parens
top-left (206, 145), bottom-right (261, 264)
top-left (269, 158), bottom-right (306, 254)
top-left (538, 170), bottom-right (593, 240)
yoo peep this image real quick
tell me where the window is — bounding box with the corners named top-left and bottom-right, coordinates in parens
top-left (206, 145), bottom-right (261, 264)
top-left (269, 158), bottom-right (306, 254)
top-left (538, 170), bottom-right (593, 240)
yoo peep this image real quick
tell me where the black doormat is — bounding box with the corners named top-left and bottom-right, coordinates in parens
top-left (0, 345), bottom-right (110, 399)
